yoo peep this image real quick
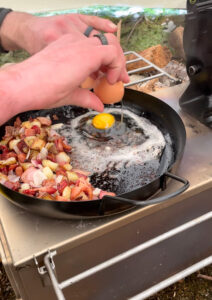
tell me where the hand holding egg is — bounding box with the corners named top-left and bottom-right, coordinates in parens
top-left (94, 76), bottom-right (124, 104)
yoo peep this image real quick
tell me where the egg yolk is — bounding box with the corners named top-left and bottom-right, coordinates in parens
top-left (92, 113), bottom-right (115, 130)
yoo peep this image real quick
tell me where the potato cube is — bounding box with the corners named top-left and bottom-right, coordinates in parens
top-left (62, 186), bottom-right (71, 200)
top-left (24, 136), bottom-right (36, 147)
top-left (20, 163), bottom-right (33, 171)
top-left (42, 166), bottom-right (54, 179)
top-left (21, 121), bottom-right (31, 129)
top-left (63, 164), bottom-right (72, 171)
top-left (30, 119), bottom-right (41, 128)
top-left (66, 171), bottom-right (79, 182)
top-left (42, 160), bottom-right (58, 172)
top-left (56, 152), bottom-right (71, 164)
top-left (0, 157), bottom-right (17, 165)
top-left (9, 139), bottom-right (20, 150)
top-left (31, 138), bottom-right (46, 151)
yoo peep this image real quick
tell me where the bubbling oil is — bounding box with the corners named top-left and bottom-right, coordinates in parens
top-left (57, 108), bottom-right (169, 193)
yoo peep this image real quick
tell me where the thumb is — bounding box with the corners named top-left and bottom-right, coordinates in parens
top-left (65, 88), bottom-right (104, 112)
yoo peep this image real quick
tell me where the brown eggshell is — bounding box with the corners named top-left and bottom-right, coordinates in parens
top-left (94, 76), bottom-right (124, 104)
top-left (81, 76), bottom-right (96, 89)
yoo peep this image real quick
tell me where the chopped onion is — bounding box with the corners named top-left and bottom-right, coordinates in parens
top-left (56, 175), bottom-right (63, 184)
top-left (32, 170), bottom-right (47, 187)
top-left (39, 147), bottom-right (48, 160)
top-left (21, 183), bottom-right (30, 190)
top-left (93, 188), bottom-right (101, 196)
top-left (19, 127), bottom-right (25, 135)
top-left (26, 149), bottom-right (31, 160)
top-left (51, 123), bottom-right (63, 130)
top-left (13, 144), bottom-right (21, 155)
top-left (8, 174), bottom-right (20, 182)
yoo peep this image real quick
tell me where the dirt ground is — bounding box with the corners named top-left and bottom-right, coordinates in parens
top-left (0, 262), bottom-right (212, 299)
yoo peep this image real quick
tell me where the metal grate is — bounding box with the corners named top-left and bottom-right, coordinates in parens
top-left (39, 212), bottom-right (212, 300)
top-left (124, 50), bottom-right (178, 88)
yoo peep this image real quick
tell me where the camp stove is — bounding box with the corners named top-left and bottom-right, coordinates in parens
top-left (0, 82), bottom-right (211, 300)
top-left (0, 3), bottom-right (212, 298)
top-left (179, 0), bottom-right (212, 127)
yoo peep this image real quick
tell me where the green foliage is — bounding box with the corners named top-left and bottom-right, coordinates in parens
top-left (121, 18), bottom-right (168, 52)
top-left (0, 50), bottom-right (29, 67)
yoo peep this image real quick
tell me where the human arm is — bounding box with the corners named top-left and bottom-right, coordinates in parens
top-left (0, 35), bottom-right (128, 125)
top-left (0, 11), bottom-right (117, 54)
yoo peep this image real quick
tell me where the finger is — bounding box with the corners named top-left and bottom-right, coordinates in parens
top-left (79, 14), bottom-right (117, 33)
top-left (66, 88), bottom-right (104, 112)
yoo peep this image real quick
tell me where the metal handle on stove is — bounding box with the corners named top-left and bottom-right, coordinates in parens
top-left (102, 172), bottom-right (189, 207)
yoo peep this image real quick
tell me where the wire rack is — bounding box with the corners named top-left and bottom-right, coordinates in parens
top-left (124, 50), bottom-right (178, 88)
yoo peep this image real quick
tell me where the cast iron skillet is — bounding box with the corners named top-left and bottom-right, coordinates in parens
top-left (0, 89), bottom-right (189, 219)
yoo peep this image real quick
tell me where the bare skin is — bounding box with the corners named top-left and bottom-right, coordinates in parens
top-left (0, 36), bottom-right (128, 125)
top-left (0, 12), bottom-right (117, 54)
top-left (0, 12), bottom-right (129, 125)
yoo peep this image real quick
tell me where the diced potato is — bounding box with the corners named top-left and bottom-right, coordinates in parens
top-left (66, 171), bottom-right (79, 182)
top-left (56, 152), bottom-right (71, 164)
top-left (45, 142), bottom-right (54, 151)
top-left (42, 160), bottom-right (58, 172)
top-left (24, 136), bottom-right (36, 147)
top-left (31, 138), bottom-right (46, 151)
top-left (62, 186), bottom-right (71, 200)
top-left (22, 121), bottom-right (31, 129)
top-left (37, 128), bottom-right (47, 140)
top-left (0, 140), bottom-right (9, 146)
top-left (9, 139), bottom-right (20, 150)
top-left (42, 166), bottom-right (54, 179)
top-left (62, 164), bottom-right (72, 171)
top-left (78, 192), bottom-right (88, 201)
top-left (0, 157), bottom-right (17, 165)
top-left (29, 150), bottom-right (39, 160)
top-left (30, 119), bottom-right (41, 128)
top-left (42, 194), bottom-right (55, 200)
top-left (20, 163), bottom-right (33, 171)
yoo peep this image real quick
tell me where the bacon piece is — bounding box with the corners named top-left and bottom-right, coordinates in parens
top-left (4, 180), bottom-right (20, 191)
top-left (3, 126), bottom-right (15, 139)
top-left (21, 166), bottom-right (38, 185)
top-left (14, 117), bottom-right (22, 128)
top-left (38, 186), bottom-right (57, 194)
top-left (54, 138), bottom-right (64, 152)
top-left (37, 117), bottom-right (52, 126)
top-left (0, 167), bottom-right (8, 175)
top-left (23, 189), bottom-right (37, 196)
top-left (56, 195), bottom-right (69, 201)
top-left (71, 180), bottom-right (93, 200)
top-left (99, 191), bottom-right (116, 199)
top-left (18, 153), bottom-right (26, 163)
top-left (25, 128), bottom-right (36, 137)
top-left (8, 164), bottom-right (18, 171)
top-left (15, 166), bottom-right (23, 176)
top-left (17, 140), bottom-right (28, 153)
top-left (57, 179), bottom-right (68, 195)
top-left (42, 178), bottom-right (56, 187)
top-left (31, 125), bottom-right (41, 134)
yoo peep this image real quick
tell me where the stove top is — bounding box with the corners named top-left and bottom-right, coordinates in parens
top-left (0, 83), bottom-right (212, 267)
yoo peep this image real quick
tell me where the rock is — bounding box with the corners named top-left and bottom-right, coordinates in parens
top-left (168, 26), bottom-right (185, 59)
top-left (126, 44), bottom-right (172, 73)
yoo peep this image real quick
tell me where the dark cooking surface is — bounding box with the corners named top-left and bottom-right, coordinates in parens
top-left (0, 89), bottom-right (186, 218)
top-left (0, 83), bottom-right (211, 264)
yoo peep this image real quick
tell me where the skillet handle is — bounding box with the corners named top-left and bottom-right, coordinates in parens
top-left (102, 172), bottom-right (189, 207)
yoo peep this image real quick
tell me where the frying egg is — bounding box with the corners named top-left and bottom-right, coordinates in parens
top-left (94, 76), bottom-right (124, 104)
top-left (81, 76), bottom-right (95, 89)
top-left (92, 113), bottom-right (115, 130)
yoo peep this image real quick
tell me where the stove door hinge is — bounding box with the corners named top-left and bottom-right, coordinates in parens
top-left (33, 249), bottom-right (56, 275)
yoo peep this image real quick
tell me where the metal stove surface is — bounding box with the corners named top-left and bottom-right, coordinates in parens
top-left (0, 83), bottom-right (212, 268)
